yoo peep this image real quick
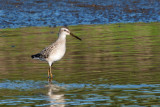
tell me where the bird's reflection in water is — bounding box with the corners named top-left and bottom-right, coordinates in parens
top-left (46, 79), bottom-right (66, 107)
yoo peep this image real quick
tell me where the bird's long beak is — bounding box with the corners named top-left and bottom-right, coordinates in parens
top-left (70, 32), bottom-right (82, 41)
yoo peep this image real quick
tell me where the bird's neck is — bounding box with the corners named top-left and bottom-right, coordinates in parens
top-left (58, 32), bottom-right (67, 40)
top-left (56, 33), bottom-right (66, 44)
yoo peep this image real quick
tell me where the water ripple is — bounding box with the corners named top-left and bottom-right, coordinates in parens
top-left (0, 80), bottom-right (159, 91)
top-left (0, 0), bottom-right (160, 28)
top-left (0, 80), bottom-right (160, 106)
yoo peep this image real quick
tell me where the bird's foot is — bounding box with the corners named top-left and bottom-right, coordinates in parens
top-left (47, 75), bottom-right (54, 79)
top-left (48, 78), bottom-right (52, 83)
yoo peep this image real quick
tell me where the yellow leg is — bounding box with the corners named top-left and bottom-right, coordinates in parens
top-left (47, 66), bottom-right (52, 82)
top-left (48, 68), bottom-right (50, 78)
top-left (49, 66), bottom-right (53, 79)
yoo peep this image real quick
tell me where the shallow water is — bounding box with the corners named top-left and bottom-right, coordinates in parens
top-left (0, 23), bottom-right (160, 106)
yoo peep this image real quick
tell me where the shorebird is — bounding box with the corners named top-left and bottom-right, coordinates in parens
top-left (31, 27), bottom-right (81, 78)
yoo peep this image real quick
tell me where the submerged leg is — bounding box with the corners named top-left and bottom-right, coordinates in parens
top-left (48, 76), bottom-right (52, 83)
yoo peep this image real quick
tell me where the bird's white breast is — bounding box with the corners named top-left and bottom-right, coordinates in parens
top-left (49, 44), bottom-right (66, 62)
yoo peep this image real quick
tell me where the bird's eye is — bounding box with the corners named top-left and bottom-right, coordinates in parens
top-left (64, 29), bottom-right (66, 31)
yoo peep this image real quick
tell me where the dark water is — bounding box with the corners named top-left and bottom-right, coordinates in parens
top-left (0, 0), bottom-right (160, 28)
top-left (0, 23), bottom-right (160, 106)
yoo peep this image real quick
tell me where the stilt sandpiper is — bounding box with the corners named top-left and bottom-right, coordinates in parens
top-left (31, 27), bottom-right (81, 78)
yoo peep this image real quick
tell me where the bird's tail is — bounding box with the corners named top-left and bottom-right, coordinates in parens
top-left (31, 53), bottom-right (42, 59)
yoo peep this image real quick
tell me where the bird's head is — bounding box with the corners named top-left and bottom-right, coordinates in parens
top-left (59, 27), bottom-right (82, 41)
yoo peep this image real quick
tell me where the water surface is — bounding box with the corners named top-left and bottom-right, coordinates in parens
top-left (0, 23), bottom-right (160, 106)
top-left (0, 0), bottom-right (160, 28)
